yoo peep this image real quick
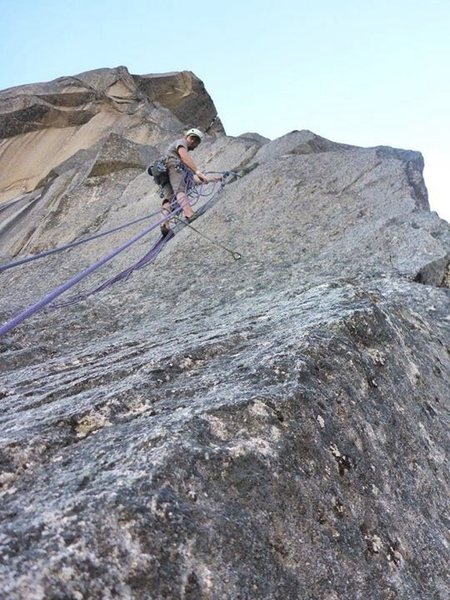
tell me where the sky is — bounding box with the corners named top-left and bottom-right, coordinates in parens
top-left (1, 0), bottom-right (449, 221)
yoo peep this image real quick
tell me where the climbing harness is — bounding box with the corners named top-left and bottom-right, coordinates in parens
top-left (148, 157), bottom-right (198, 199)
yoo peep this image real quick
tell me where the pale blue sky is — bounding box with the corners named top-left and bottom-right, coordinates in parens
top-left (1, 0), bottom-right (449, 220)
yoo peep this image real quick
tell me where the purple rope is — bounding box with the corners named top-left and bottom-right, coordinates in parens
top-left (48, 176), bottom-right (220, 309)
top-left (0, 208), bottom-right (180, 337)
top-left (0, 171), bottom-right (233, 337)
top-left (0, 210), bottom-right (161, 273)
top-left (51, 230), bottom-right (175, 308)
top-left (46, 171), bottom-right (204, 309)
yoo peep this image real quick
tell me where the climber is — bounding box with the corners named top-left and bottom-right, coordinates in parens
top-left (159, 128), bottom-right (209, 235)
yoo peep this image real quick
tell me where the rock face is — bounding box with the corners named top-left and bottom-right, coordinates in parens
top-left (0, 68), bottom-right (449, 600)
top-left (0, 67), bottom-right (224, 204)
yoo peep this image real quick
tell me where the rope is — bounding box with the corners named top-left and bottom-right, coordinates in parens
top-left (50, 230), bottom-right (175, 308)
top-left (0, 207), bottom-right (180, 337)
top-left (0, 171), bottom-right (237, 274)
top-left (205, 115), bottom-right (218, 133)
top-left (189, 171), bottom-right (235, 217)
top-left (174, 216), bottom-right (241, 260)
top-left (0, 209), bottom-right (162, 273)
top-left (0, 170), bottom-right (236, 337)
top-left (48, 172), bottom-right (236, 308)
top-left (0, 196), bottom-right (31, 214)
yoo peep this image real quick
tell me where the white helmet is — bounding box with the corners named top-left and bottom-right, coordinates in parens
top-left (185, 128), bottom-right (204, 142)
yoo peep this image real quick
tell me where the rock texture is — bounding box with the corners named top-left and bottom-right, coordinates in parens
top-left (0, 68), bottom-right (449, 600)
